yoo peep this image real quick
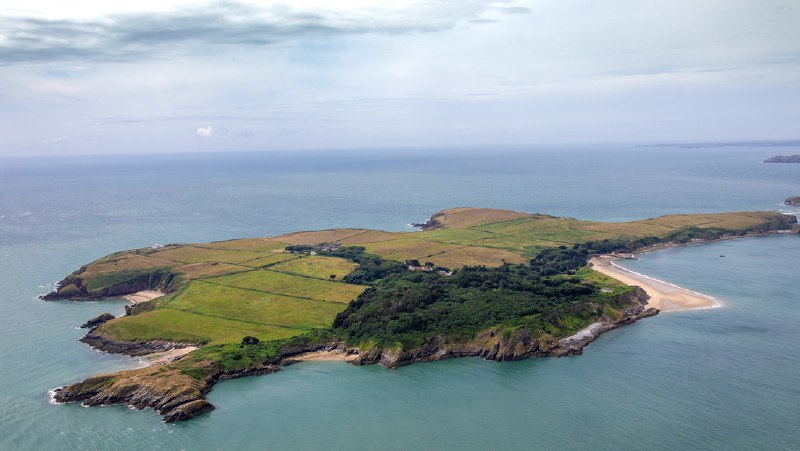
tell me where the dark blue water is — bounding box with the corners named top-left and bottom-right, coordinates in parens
top-left (1, 145), bottom-right (798, 450)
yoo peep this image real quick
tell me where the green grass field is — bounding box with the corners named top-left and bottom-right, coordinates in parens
top-left (174, 262), bottom-right (249, 280)
top-left (208, 269), bottom-right (366, 303)
top-left (239, 253), bottom-right (300, 268)
top-left (78, 239), bottom-right (369, 345)
top-left (97, 308), bottom-right (306, 344)
top-left (166, 282), bottom-right (347, 329)
top-left (268, 255), bottom-right (359, 280)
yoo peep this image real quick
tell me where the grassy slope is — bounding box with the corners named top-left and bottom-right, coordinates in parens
top-left (69, 208), bottom-right (793, 348)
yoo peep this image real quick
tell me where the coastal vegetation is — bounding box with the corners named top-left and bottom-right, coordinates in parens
top-left (47, 208), bottom-right (797, 422)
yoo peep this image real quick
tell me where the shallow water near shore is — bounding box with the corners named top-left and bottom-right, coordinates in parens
top-left (1, 145), bottom-right (799, 450)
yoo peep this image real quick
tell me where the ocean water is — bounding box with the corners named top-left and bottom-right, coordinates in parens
top-left (0, 144), bottom-right (798, 450)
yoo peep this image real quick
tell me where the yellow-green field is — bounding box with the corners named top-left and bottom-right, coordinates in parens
top-left (195, 238), bottom-right (287, 252)
top-left (238, 253), bottom-right (300, 268)
top-left (98, 266), bottom-right (365, 344)
top-left (208, 269), bottom-right (366, 303)
top-left (174, 262), bottom-right (248, 280)
top-left (149, 246), bottom-right (267, 264)
top-left (166, 282), bottom-right (346, 329)
top-left (97, 308), bottom-right (306, 344)
top-left (269, 255), bottom-right (359, 280)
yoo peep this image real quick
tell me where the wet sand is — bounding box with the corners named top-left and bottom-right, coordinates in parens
top-left (590, 256), bottom-right (720, 311)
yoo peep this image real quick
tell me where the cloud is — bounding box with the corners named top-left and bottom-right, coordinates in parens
top-left (0, 1), bottom-right (523, 64)
top-left (497, 6), bottom-right (531, 15)
top-left (196, 126), bottom-right (213, 138)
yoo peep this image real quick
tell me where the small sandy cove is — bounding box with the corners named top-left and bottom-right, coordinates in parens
top-left (122, 290), bottom-right (197, 366)
top-left (590, 256), bottom-right (720, 312)
top-left (124, 290), bottom-right (163, 304)
top-left (291, 349), bottom-right (358, 362)
top-left (143, 347), bottom-right (199, 366)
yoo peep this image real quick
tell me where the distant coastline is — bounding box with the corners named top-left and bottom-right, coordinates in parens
top-left (764, 155), bottom-right (800, 163)
top-left (637, 139), bottom-right (800, 149)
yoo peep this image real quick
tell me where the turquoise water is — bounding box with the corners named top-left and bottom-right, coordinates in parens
top-left (1, 145), bottom-right (799, 450)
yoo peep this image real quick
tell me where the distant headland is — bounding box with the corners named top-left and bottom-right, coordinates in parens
top-left (638, 139), bottom-right (800, 149)
top-left (765, 155), bottom-right (800, 163)
top-left (45, 207), bottom-right (798, 423)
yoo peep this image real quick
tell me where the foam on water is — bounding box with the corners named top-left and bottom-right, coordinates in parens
top-left (609, 259), bottom-right (723, 310)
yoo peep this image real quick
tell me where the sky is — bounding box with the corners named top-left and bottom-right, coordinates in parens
top-left (0, 0), bottom-right (798, 156)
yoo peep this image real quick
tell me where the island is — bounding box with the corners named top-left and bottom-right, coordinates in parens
top-left (786, 197), bottom-right (800, 206)
top-left (764, 155), bottom-right (800, 163)
top-left (45, 208), bottom-right (798, 422)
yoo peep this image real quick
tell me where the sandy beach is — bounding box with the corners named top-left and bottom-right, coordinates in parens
top-left (142, 346), bottom-right (198, 366)
top-left (291, 349), bottom-right (358, 362)
top-left (124, 290), bottom-right (164, 304)
top-left (590, 256), bottom-right (720, 312)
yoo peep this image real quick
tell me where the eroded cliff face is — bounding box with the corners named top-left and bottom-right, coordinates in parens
top-left (353, 304), bottom-right (657, 369)
top-left (52, 361), bottom-right (282, 423)
top-left (41, 267), bottom-right (178, 301)
top-left (52, 365), bottom-right (214, 423)
top-left (79, 330), bottom-right (197, 356)
top-left (55, 288), bottom-right (654, 423)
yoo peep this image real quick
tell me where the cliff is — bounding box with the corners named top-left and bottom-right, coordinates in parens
top-left (353, 287), bottom-right (654, 368)
top-left (52, 360), bottom-right (281, 423)
top-left (54, 287), bottom-right (653, 423)
top-left (42, 266), bottom-right (178, 301)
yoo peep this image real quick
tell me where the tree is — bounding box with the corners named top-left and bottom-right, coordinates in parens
top-left (408, 259), bottom-right (421, 267)
top-left (329, 274), bottom-right (337, 281)
top-left (241, 336), bottom-right (260, 345)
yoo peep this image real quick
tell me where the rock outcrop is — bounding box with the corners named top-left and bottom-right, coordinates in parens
top-left (410, 214), bottom-right (443, 230)
top-left (56, 286), bottom-right (655, 423)
top-left (785, 197), bottom-right (800, 206)
top-left (79, 330), bottom-right (196, 356)
top-left (52, 360), bottom-right (282, 423)
top-left (41, 268), bottom-right (177, 301)
top-left (80, 313), bottom-right (115, 329)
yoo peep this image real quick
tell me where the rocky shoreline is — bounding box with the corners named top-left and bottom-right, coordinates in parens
top-left (610, 226), bottom-right (799, 259)
top-left (54, 287), bottom-right (655, 423)
top-left (79, 330), bottom-right (198, 356)
top-left (51, 362), bottom-right (283, 423)
top-left (350, 289), bottom-right (655, 368)
top-left (40, 267), bottom-right (177, 302)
